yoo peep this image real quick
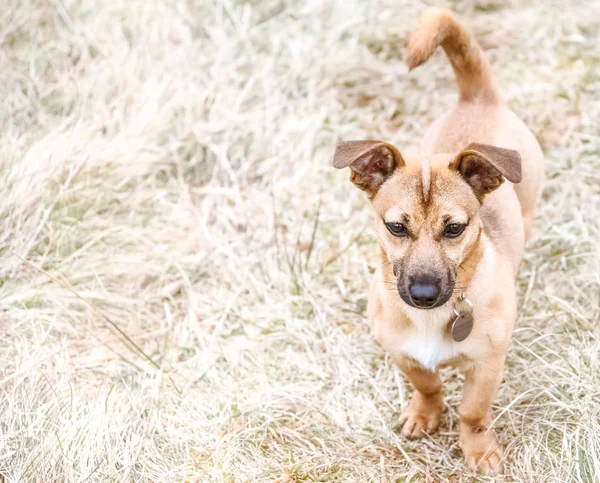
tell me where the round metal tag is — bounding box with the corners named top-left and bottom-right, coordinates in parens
top-left (451, 293), bottom-right (474, 342)
top-left (451, 313), bottom-right (474, 342)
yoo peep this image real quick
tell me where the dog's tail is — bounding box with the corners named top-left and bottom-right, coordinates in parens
top-left (406, 8), bottom-right (499, 103)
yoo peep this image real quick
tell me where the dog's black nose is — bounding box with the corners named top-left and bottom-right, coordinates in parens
top-left (408, 279), bottom-right (440, 308)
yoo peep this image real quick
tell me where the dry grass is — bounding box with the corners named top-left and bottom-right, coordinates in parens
top-left (1, 0), bottom-right (599, 481)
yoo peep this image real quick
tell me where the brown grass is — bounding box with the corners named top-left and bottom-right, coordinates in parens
top-left (1, 0), bottom-right (599, 481)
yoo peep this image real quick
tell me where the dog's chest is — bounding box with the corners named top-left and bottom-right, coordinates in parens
top-left (374, 310), bottom-right (460, 371)
top-left (399, 325), bottom-right (458, 371)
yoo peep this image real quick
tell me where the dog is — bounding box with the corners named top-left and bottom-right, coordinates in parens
top-left (333, 8), bottom-right (544, 475)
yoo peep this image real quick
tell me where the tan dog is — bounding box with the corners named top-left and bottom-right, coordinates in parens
top-left (333, 8), bottom-right (544, 475)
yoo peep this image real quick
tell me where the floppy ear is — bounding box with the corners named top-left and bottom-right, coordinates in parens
top-left (333, 140), bottom-right (404, 196)
top-left (451, 143), bottom-right (522, 199)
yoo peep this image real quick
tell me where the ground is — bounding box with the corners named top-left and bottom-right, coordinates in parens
top-left (1, 0), bottom-right (599, 481)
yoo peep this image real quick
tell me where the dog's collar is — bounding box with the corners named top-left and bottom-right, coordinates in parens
top-left (448, 292), bottom-right (474, 342)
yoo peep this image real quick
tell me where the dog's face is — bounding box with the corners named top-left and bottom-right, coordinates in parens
top-left (333, 140), bottom-right (521, 309)
top-left (372, 161), bottom-right (483, 309)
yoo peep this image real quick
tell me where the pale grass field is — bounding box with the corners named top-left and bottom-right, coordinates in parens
top-left (1, 0), bottom-right (600, 481)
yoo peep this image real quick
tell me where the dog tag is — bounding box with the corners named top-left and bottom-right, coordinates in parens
top-left (451, 312), bottom-right (474, 342)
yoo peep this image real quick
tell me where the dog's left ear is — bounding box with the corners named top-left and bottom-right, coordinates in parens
top-left (333, 140), bottom-right (404, 196)
top-left (451, 143), bottom-right (522, 199)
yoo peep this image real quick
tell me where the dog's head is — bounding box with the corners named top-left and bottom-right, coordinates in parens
top-left (333, 140), bottom-right (521, 309)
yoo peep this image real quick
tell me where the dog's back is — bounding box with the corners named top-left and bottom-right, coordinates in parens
top-left (406, 8), bottom-right (544, 240)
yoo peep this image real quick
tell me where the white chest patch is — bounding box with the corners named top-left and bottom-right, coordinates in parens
top-left (397, 323), bottom-right (458, 371)
top-left (375, 305), bottom-right (460, 372)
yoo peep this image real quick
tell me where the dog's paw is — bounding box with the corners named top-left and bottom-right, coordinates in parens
top-left (398, 392), bottom-right (443, 439)
top-left (460, 429), bottom-right (504, 475)
top-left (464, 445), bottom-right (504, 475)
top-left (399, 412), bottom-right (437, 438)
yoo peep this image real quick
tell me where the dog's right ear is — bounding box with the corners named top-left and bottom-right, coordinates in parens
top-left (333, 140), bottom-right (404, 196)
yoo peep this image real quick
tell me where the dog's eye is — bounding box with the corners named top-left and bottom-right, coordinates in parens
top-left (385, 222), bottom-right (408, 237)
top-left (444, 223), bottom-right (467, 238)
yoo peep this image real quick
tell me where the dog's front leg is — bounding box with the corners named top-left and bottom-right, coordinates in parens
top-left (458, 355), bottom-right (506, 475)
top-left (396, 358), bottom-right (444, 439)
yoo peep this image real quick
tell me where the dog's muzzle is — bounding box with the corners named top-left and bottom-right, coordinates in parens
top-left (396, 271), bottom-right (454, 310)
top-left (408, 278), bottom-right (440, 308)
